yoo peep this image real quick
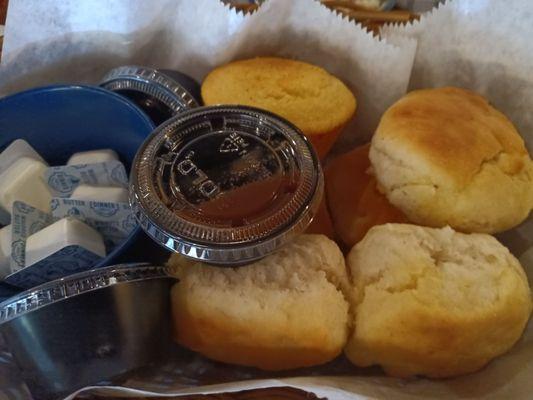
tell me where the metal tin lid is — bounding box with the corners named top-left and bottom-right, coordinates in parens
top-left (100, 66), bottom-right (200, 125)
top-left (130, 105), bottom-right (323, 265)
top-left (0, 263), bottom-right (171, 325)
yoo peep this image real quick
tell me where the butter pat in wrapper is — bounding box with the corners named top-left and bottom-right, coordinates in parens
top-left (50, 198), bottom-right (136, 249)
top-left (24, 217), bottom-right (106, 267)
top-left (44, 160), bottom-right (128, 198)
top-left (9, 201), bottom-right (55, 272)
top-left (0, 157), bottom-right (52, 224)
top-left (0, 225), bottom-right (11, 278)
top-left (5, 217), bottom-right (105, 289)
top-left (67, 149), bottom-right (119, 165)
top-left (70, 184), bottom-right (129, 203)
top-left (0, 139), bottom-right (46, 173)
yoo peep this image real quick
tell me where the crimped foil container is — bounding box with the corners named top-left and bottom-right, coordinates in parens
top-left (100, 65), bottom-right (201, 126)
top-left (0, 263), bottom-right (175, 400)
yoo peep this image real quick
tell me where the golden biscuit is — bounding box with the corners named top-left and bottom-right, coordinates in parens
top-left (345, 224), bottom-right (532, 378)
top-left (370, 87), bottom-right (533, 233)
top-left (168, 234), bottom-right (350, 370)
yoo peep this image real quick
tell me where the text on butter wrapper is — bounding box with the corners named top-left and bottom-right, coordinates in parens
top-left (10, 201), bottom-right (55, 272)
top-left (50, 198), bottom-right (136, 250)
top-left (44, 161), bottom-right (128, 197)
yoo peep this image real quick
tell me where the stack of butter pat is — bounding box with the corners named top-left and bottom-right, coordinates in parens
top-left (67, 149), bottom-right (128, 203)
top-left (67, 145), bottom-right (128, 203)
top-left (46, 148), bottom-right (133, 253)
top-left (0, 141), bottom-right (136, 289)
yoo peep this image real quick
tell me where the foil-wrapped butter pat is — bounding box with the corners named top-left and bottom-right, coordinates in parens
top-left (70, 184), bottom-right (129, 203)
top-left (67, 149), bottom-right (119, 165)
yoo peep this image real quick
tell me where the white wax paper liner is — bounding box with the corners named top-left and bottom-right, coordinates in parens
top-left (380, 3), bottom-right (533, 397)
top-left (63, 379), bottom-right (363, 400)
top-left (1, 0), bottom-right (533, 399)
top-left (381, 0), bottom-right (533, 151)
top-left (0, 0), bottom-right (417, 145)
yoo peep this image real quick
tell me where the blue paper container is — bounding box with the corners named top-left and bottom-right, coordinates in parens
top-left (0, 85), bottom-right (162, 289)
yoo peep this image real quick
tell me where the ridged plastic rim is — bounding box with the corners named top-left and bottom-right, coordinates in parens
top-left (0, 263), bottom-right (172, 325)
top-left (130, 105), bottom-right (323, 265)
top-left (100, 66), bottom-right (199, 115)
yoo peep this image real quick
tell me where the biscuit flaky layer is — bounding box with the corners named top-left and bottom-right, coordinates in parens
top-left (168, 234), bottom-right (350, 371)
top-left (370, 87), bottom-right (533, 233)
top-left (345, 224), bottom-right (532, 378)
top-left (201, 57), bottom-right (356, 158)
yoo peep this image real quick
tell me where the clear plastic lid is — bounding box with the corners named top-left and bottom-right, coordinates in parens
top-left (130, 105), bottom-right (323, 265)
top-left (0, 263), bottom-right (170, 325)
top-left (100, 66), bottom-right (200, 125)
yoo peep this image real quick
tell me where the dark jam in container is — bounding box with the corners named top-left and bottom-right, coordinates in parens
top-left (114, 90), bottom-right (172, 126)
top-left (130, 105), bottom-right (323, 265)
top-left (100, 66), bottom-right (200, 126)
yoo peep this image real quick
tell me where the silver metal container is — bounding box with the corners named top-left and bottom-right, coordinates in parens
top-left (0, 263), bottom-right (175, 400)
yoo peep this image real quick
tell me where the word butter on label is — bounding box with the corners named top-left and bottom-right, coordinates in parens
top-left (10, 201), bottom-right (55, 272)
top-left (44, 161), bottom-right (128, 197)
top-left (50, 198), bottom-right (136, 250)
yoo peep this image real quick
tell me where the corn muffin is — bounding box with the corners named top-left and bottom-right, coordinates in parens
top-left (202, 57), bottom-right (357, 159)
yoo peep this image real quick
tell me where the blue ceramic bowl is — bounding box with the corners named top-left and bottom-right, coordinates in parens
top-left (0, 85), bottom-right (157, 288)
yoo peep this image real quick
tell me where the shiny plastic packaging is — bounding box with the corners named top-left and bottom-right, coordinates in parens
top-left (130, 105), bottom-right (323, 264)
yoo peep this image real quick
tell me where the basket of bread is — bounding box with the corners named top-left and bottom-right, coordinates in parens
top-left (0, 0), bottom-right (531, 399)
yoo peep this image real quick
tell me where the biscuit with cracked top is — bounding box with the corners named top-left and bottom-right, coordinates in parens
top-left (369, 87), bottom-right (533, 233)
top-left (344, 223), bottom-right (532, 378)
top-left (168, 234), bottom-right (350, 371)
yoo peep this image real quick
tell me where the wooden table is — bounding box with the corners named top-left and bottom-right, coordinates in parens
top-left (0, 0), bottom-right (6, 24)
top-left (0, 0), bottom-right (7, 59)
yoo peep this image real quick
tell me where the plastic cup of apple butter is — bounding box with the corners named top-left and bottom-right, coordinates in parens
top-left (130, 105), bottom-right (323, 265)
